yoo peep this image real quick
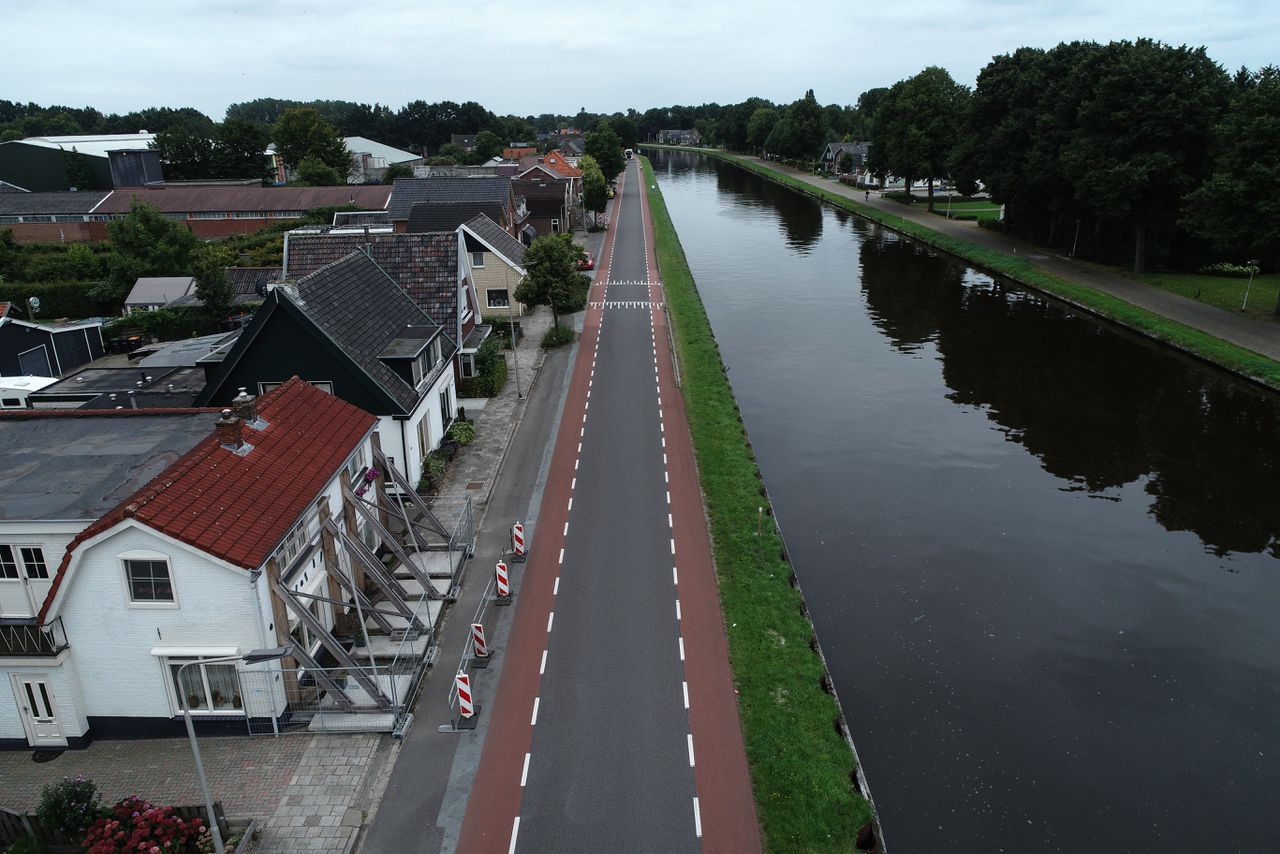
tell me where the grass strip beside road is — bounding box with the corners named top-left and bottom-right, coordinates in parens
top-left (653, 145), bottom-right (1280, 390)
top-left (642, 156), bottom-right (873, 851)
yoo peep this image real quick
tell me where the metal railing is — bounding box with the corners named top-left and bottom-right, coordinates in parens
top-left (0, 616), bottom-right (68, 657)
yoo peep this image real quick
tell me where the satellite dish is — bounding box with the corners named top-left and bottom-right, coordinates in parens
top-left (27, 296), bottom-right (41, 317)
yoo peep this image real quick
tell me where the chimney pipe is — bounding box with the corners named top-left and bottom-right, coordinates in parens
top-left (215, 409), bottom-right (244, 449)
top-left (232, 387), bottom-right (258, 424)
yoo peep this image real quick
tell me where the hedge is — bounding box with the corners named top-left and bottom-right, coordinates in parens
top-left (0, 280), bottom-right (115, 319)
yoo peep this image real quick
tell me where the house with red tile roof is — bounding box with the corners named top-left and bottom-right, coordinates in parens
top-left (0, 377), bottom-right (464, 746)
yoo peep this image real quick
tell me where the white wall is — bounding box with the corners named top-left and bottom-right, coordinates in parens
top-left (57, 526), bottom-right (265, 720)
top-left (381, 366), bottom-right (456, 486)
top-left (0, 527), bottom-right (79, 619)
top-left (0, 656), bottom-right (89, 741)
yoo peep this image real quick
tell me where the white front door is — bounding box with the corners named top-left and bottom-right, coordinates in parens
top-left (11, 675), bottom-right (67, 747)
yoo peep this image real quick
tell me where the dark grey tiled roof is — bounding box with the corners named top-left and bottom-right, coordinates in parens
top-left (164, 267), bottom-right (279, 309)
top-left (464, 214), bottom-right (525, 268)
top-left (286, 232), bottom-right (460, 330)
top-left (387, 176), bottom-right (511, 220)
top-left (407, 200), bottom-right (504, 233)
top-left (283, 252), bottom-right (452, 414)
top-left (0, 191), bottom-right (111, 215)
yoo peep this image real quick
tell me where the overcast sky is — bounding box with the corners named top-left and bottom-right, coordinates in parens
top-left (6, 0), bottom-right (1277, 120)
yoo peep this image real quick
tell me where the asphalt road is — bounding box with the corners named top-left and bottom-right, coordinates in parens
top-left (456, 159), bottom-right (759, 853)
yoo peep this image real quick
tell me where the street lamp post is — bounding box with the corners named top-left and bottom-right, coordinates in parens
top-left (179, 646), bottom-right (292, 854)
top-left (1241, 261), bottom-right (1261, 312)
top-left (503, 264), bottom-right (522, 398)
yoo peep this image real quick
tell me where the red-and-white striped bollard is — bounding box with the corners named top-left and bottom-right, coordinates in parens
top-left (456, 671), bottom-right (473, 718)
top-left (470, 622), bottom-right (489, 668)
top-left (511, 521), bottom-right (526, 561)
top-left (495, 560), bottom-right (511, 604)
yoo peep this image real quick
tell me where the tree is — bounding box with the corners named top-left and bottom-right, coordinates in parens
top-left (212, 118), bottom-right (270, 180)
top-left (580, 155), bottom-right (608, 228)
top-left (152, 121), bottom-right (216, 180)
top-left (515, 233), bottom-right (589, 330)
top-left (103, 200), bottom-right (200, 305)
top-left (272, 107), bottom-right (352, 176)
top-left (294, 155), bottom-right (344, 186)
top-left (191, 244), bottom-right (235, 316)
top-left (62, 147), bottom-right (92, 190)
top-left (382, 162), bottom-right (414, 183)
top-left (473, 130), bottom-right (502, 161)
top-left (771, 89), bottom-right (827, 162)
top-left (1183, 65), bottom-right (1280, 270)
top-left (1062, 40), bottom-right (1230, 272)
top-left (869, 68), bottom-right (969, 209)
top-left (585, 119), bottom-right (624, 182)
top-left (747, 107), bottom-right (779, 153)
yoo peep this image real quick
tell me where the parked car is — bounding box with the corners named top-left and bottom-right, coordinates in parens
top-left (577, 252), bottom-right (595, 271)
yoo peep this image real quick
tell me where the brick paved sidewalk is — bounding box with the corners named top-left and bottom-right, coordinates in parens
top-left (0, 733), bottom-right (391, 853)
top-left (430, 307), bottom-right (553, 527)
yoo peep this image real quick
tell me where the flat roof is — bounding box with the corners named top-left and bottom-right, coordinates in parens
top-left (31, 367), bottom-right (184, 399)
top-left (137, 332), bottom-right (241, 368)
top-left (0, 410), bottom-right (216, 521)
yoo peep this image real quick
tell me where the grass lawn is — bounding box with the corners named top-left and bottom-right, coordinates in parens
top-left (642, 156), bottom-right (874, 851)
top-left (649, 145), bottom-right (1280, 391)
top-left (1125, 270), bottom-right (1280, 322)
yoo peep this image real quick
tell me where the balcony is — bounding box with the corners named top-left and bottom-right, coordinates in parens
top-left (0, 615), bottom-right (69, 657)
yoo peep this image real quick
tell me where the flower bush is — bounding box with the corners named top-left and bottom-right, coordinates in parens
top-left (35, 774), bottom-right (100, 839)
top-left (81, 796), bottom-right (212, 854)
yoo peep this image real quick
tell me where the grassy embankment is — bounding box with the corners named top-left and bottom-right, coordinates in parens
top-left (641, 156), bottom-right (874, 851)
top-left (1126, 269), bottom-right (1280, 321)
top-left (652, 145), bottom-right (1280, 390)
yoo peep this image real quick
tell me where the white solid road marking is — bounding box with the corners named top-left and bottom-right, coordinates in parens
top-left (547, 612), bottom-right (555, 632)
top-left (509, 817), bottom-right (520, 854)
top-left (693, 798), bottom-right (702, 838)
top-left (683, 680), bottom-right (689, 709)
top-left (687, 733), bottom-right (696, 767)
top-left (540, 649), bottom-right (547, 674)
top-left (521, 753), bottom-right (531, 787)
top-left (531, 697), bottom-right (540, 726)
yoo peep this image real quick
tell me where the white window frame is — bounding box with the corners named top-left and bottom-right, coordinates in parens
top-left (460, 353), bottom-right (476, 378)
top-left (121, 551), bottom-right (179, 609)
top-left (486, 288), bottom-right (510, 308)
top-left (163, 657), bottom-right (245, 716)
top-left (470, 251), bottom-right (485, 269)
top-left (551, 218), bottom-right (560, 233)
top-left (19, 546), bottom-right (47, 579)
top-left (0, 545), bottom-right (18, 580)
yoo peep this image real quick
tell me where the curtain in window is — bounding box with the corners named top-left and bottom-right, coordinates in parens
top-left (172, 664), bottom-right (208, 711)
top-left (207, 665), bottom-right (240, 710)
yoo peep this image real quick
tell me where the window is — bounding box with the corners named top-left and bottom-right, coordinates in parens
top-left (345, 445), bottom-right (366, 482)
top-left (169, 659), bottom-right (242, 713)
top-left (277, 518), bottom-right (310, 567)
top-left (232, 211), bottom-right (262, 219)
top-left (190, 211), bottom-right (227, 220)
top-left (470, 251), bottom-right (485, 269)
top-left (551, 218), bottom-right (560, 233)
top-left (125, 559), bottom-right (174, 603)
top-left (460, 353), bottom-right (476, 378)
top-left (1, 545), bottom-right (47, 579)
top-left (1, 397), bottom-right (22, 408)
top-left (411, 339), bottom-right (440, 387)
top-left (487, 289), bottom-right (510, 308)
top-left (20, 547), bottom-right (47, 579)
top-left (439, 385), bottom-right (453, 431)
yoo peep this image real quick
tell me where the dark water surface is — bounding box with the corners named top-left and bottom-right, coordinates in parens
top-left (650, 150), bottom-right (1280, 852)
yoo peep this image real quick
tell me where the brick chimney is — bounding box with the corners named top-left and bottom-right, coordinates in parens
top-left (232, 387), bottom-right (258, 425)
top-left (215, 409), bottom-right (244, 449)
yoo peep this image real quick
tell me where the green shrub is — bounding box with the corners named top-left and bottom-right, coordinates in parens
top-left (5, 833), bottom-right (44, 854)
top-left (447, 420), bottom-right (476, 445)
top-left (456, 336), bottom-right (509, 397)
top-left (36, 774), bottom-right (101, 839)
top-left (103, 307), bottom-right (226, 342)
top-left (0, 280), bottom-right (115, 319)
top-left (541, 324), bottom-right (575, 348)
top-left (1197, 261), bottom-right (1261, 277)
top-left (418, 449), bottom-right (448, 492)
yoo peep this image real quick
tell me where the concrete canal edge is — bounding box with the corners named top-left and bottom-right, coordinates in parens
top-left (642, 156), bottom-right (887, 853)
top-left (648, 144), bottom-right (1280, 396)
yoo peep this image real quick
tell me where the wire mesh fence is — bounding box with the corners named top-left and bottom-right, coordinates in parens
top-left (239, 664), bottom-right (417, 736)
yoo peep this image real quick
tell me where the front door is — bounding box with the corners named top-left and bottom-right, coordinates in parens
top-left (11, 675), bottom-right (67, 747)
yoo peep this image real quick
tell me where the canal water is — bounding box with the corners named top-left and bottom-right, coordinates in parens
top-left (649, 150), bottom-right (1280, 852)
